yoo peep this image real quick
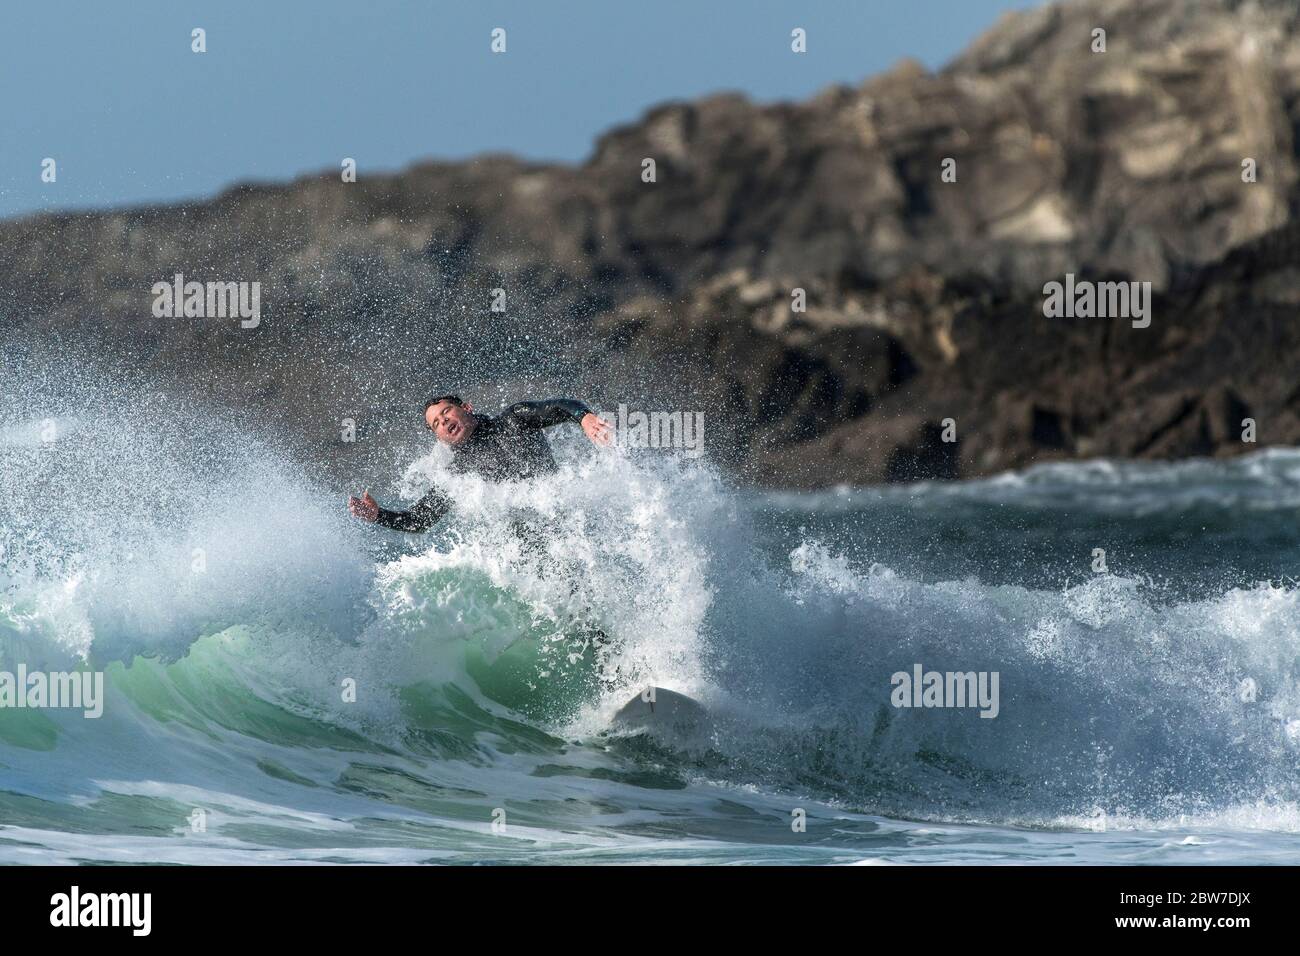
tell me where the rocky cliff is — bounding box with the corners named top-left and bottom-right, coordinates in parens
top-left (4, 0), bottom-right (1299, 486)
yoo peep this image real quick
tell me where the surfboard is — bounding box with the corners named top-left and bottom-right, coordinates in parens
top-left (611, 686), bottom-right (710, 737)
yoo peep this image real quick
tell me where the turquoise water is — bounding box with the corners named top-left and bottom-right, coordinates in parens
top-left (3, 398), bottom-right (1300, 864)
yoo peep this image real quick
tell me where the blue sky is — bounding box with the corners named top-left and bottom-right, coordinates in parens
top-left (1, 0), bottom-right (1043, 220)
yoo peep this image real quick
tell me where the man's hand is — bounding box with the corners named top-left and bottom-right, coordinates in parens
top-left (581, 412), bottom-right (614, 447)
top-left (348, 491), bottom-right (380, 522)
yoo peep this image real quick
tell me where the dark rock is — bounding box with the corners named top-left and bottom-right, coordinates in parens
top-left (4, 0), bottom-right (1299, 487)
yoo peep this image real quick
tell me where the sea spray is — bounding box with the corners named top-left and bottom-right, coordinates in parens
top-left (4, 368), bottom-right (1300, 862)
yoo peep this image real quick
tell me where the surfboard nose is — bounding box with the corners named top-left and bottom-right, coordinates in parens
top-left (611, 686), bottom-right (711, 738)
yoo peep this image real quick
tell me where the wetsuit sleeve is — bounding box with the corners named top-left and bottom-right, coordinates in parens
top-left (374, 487), bottom-right (452, 533)
top-left (502, 399), bottom-right (593, 430)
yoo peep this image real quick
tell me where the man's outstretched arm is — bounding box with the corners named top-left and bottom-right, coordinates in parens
top-left (505, 399), bottom-right (613, 445)
top-left (349, 486), bottom-right (451, 533)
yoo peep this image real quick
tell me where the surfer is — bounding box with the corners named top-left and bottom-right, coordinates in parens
top-left (351, 395), bottom-right (618, 678)
top-left (348, 395), bottom-right (613, 532)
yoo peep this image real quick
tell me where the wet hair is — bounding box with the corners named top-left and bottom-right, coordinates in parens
top-left (423, 394), bottom-right (463, 429)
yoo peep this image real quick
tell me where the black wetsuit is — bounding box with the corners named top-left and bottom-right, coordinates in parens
top-left (374, 398), bottom-right (592, 533)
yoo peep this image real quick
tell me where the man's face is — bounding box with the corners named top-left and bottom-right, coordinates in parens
top-left (426, 400), bottom-right (475, 445)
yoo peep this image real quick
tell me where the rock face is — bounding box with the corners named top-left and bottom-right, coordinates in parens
top-left (4, 0), bottom-right (1300, 487)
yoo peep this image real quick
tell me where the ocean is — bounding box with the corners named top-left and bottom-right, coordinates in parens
top-left (3, 388), bottom-right (1299, 865)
